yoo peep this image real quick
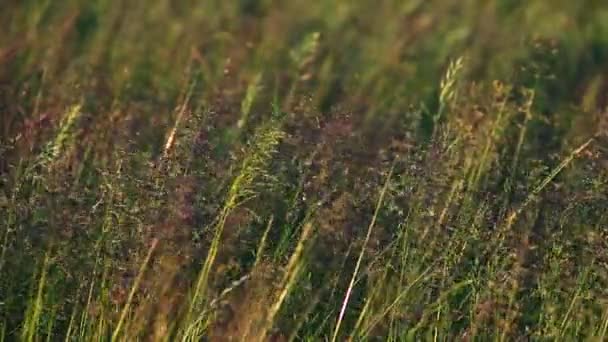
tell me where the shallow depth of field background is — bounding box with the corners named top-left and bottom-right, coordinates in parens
top-left (1, 1), bottom-right (608, 340)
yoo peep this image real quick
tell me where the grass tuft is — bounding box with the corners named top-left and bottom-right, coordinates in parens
top-left (1, 1), bottom-right (608, 340)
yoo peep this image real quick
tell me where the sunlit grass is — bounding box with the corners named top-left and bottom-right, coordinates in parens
top-left (1, 0), bottom-right (607, 340)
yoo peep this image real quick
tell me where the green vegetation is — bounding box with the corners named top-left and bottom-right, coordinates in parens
top-left (1, 1), bottom-right (608, 340)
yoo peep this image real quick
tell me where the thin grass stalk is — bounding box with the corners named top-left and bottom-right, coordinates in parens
top-left (331, 164), bottom-right (395, 342)
top-left (111, 238), bottom-right (159, 341)
top-left (258, 221), bottom-right (315, 341)
top-left (21, 252), bottom-right (51, 342)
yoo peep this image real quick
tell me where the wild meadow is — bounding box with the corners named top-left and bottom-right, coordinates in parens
top-left (1, 1), bottom-right (608, 340)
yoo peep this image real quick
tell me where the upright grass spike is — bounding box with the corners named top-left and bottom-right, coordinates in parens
top-left (289, 32), bottom-right (321, 71)
top-left (436, 56), bottom-right (465, 126)
top-left (237, 72), bottom-right (263, 130)
top-left (284, 31), bottom-right (321, 108)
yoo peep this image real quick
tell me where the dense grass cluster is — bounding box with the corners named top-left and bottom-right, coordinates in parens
top-left (1, 1), bottom-right (608, 340)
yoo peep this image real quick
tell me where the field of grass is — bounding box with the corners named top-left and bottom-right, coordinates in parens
top-left (1, 0), bottom-right (608, 340)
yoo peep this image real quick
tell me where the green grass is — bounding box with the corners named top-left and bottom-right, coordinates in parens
top-left (1, 0), bottom-right (608, 340)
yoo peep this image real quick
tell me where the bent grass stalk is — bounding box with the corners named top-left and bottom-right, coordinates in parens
top-left (504, 137), bottom-right (595, 230)
top-left (183, 120), bottom-right (284, 339)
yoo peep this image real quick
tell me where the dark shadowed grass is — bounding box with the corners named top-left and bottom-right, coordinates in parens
top-left (1, 0), bottom-right (608, 340)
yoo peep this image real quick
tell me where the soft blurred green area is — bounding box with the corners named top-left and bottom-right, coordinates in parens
top-left (2, 1), bottom-right (608, 131)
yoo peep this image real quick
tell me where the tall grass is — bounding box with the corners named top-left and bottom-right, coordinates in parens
top-left (1, 0), bottom-right (608, 340)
